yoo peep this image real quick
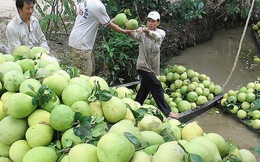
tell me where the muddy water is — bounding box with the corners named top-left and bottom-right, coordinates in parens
top-left (167, 27), bottom-right (260, 160)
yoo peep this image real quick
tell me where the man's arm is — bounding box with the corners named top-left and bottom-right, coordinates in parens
top-left (107, 21), bottom-right (133, 35)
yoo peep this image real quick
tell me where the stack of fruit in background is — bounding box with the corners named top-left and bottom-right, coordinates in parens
top-left (220, 81), bottom-right (260, 132)
top-left (132, 65), bottom-right (223, 114)
top-left (0, 45), bottom-right (258, 162)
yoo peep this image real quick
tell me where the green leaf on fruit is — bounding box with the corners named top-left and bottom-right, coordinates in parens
top-left (31, 85), bottom-right (54, 106)
top-left (189, 154), bottom-right (204, 162)
top-left (124, 132), bottom-right (141, 149)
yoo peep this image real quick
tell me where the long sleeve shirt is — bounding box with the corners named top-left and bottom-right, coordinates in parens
top-left (6, 14), bottom-right (50, 54)
top-left (129, 27), bottom-right (166, 75)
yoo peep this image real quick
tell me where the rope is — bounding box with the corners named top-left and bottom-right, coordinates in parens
top-left (222, 0), bottom-right (256, 91)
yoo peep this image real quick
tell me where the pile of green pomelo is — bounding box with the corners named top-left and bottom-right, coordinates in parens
top-left (0, 45), bottom-right (258, 162)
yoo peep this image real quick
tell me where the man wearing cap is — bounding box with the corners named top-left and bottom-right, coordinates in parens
top-left (129, 11), bottom-right (179, 119)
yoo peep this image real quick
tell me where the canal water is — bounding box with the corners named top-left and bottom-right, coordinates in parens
top-left (167, 26), bottom-right (260, 160)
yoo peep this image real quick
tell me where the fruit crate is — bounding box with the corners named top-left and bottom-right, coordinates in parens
top-left (218, 106), bottom-right (260, 136)
top-left (178, 94), bottom-right (223, 123)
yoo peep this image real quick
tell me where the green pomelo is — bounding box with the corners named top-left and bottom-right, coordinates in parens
top-left (205, 132), bottom-right (227, 157)
top-left (0, 62), bottom-right (23, 77)
top-left (44, 63), bottom-right (61, 74)
top-left (19, 78), bottom-right (41, 97)
top-left (138, 115), bottom-right (164, 134)
top-left (79, 74), bottom-right (95, 90)
top-left (153, 141), bottom-right (185, 162)
top-left (246, 92), bottom-right (256, 102)
top-left (61, 128), bottom-right (83, 148)
top-left (0, 91), bottom-right (15, 103)
top-left (0, 101), bottom-right (7, 121)
top-left (129, 150), bottom-right (152, 162)
top-left (50, 104), bottom-right (75, 131)
top-left (101, 96), bottom-right (127, 123)
top-left (68, 77), bottom-right (92, 91)
top-left (167, 122), bottom-right (182, 140)
top-left (89, 101), bottom-right (103, 117)
top-left (60, 154), bottom-right (68, 162)
top-left (29, 46), bottom-right (48, 59)
top-left (180, 72), bottom-right (188, 80)
top-left (34, 68), bottom-right (51, 80)
top-left (239, 149), bottom-right (257, 162)
top-left (17, 59), bottom-right (35, 73)
top-left (121, 97), bottom-right (139, 111)
top-left (13, 45), bottom-right (30, 59)
top-left (0, 157), bottom-right (12, 162)
top-left (126, 19), bottom-right (138, 30)
top-left (97, 132), bottom-right (135, 162)
top-left (191, 136), bottom-right (222, 161)
top-left (0, 140), bottom-right (10, 157)
top-left (4, 70), bottom-right (25, 92)
top-left (178, 100), bottom-right (191, 112)
top-left (176, 65), bottom-right (186, 74)
top-left (71, 101), bottom-right (92, 117)
top-left (123, 108), bottom-right (136, 124)
top-left (25, 123), bottom-right (54, 148)
top-left (42, 74), bottom-right (68, 97)
top-left (90, 76), bottom-right (109, 90)
top-left (186, 91), bottom-right (198, 102)
top-left (0, 53), bottom-right (6, 64)
top-left (181, 121), bottom-right (203, 141)
top-left (214, 85), bottom-right (222, 95)
top-left (5, 93), bottom-right (36, 118)
top-left (54, 69), bottom-right (71, 81)
top-left (140, 131), bottom-right (164, 146)
top-left (22, 146), bottom-right (57, 162)
top-left (196, 95), bottom-right (208, 105)
top-left (9, 140), bottom-right (31, 162)
top-left (3, 54), bottom-right (15, 62)
top-left (27, 109), bottom-right (50, 126)
top-left (61, 84), bottom-right (91, 107)
top-left (0, 116), bottom-right (28, 145)
top-left (38, 54), bottom-right (59, 68)
top-left (114, 13), bottom-right (128, 28)
top-left (68, 143), bottom-right (99, 162)
top-left (109, 119), bottom-right (145, 146)
top-left (181, 140), bottom-right (215, 162)
top-left (115, 86), bottom-right (131, 99)
top-left (41, 95), bottom-right (60, 113)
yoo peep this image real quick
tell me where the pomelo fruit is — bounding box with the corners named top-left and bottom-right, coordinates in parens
top-left (130, 150), bottom-right (152, 162)
top-left (54, 69), bottom-right (71, 81)
top-left (0, 53), bottom-right (6, 64)
top-left (97, 132), bottom-right (135, 162)
top-left (181, 121), bottom-right (203, 141)
top-left (123, 108), bottom-right (136, 124)
top-left (68, 77), bottom-right (92, 92)
top-left (5, 93), bottom-right (37, 118)
top-left (0, 157), bottom-right (12, 162)
top-left (0, 116), bottom-right (28, 145)
top-left (153, 141), bottom-right (185, 162)
top-left (177, 100), bottom-right (191, 112)
top-left (13, 45), bottom-right (30, 59)
top-left (49, 104), bottom-right (75, 132)
top-left (29, 46), bottom-right (48, 59)
top-left (68, 143), bottom-right (99, 162)
top-left (101, 96), bottom-right (127, 123)
top-left (61, 128), bottom-right (83, 148)
top-left (17, 58), bottom-right (35, 72)
top-left (109, 119), bottom-right (145, 145)
top-left (90, 76), bottom-right (109, 90)
top-left (114, 13), bottom-right (128, 28)
top-left (191, 136), bottom-right (222, 161)
top-left (42, 74), bottom-right (69, 97)
top-left (122, 97), bottom-right (139, 111)
top-left (22, 146), bottom-right (57, 162)
top-left (126, 19), bottom-right (138, 30)
top-left (3, 54), bottom-right (15, 62)
top-left (138, 115), bottom-right (164, 134)
top-left (44, 63), bottom-right (61, 74)
top-left (19, 78), bottom-right (41, 97)
top-left (41, 94), bottom-right (60, 113)
top-left (0, 140), bottom-right (10, 157)
top-left (71, 101), bottom-right (92, 117)
top-left (214, 85), bottom-right (222, 95)
top-left (27, 109), bottom-right (50, 126)
top-left (0, 101), bottom-right (7, 121)
top-left (115, 86), bottom-right (131, 99)
top-left (37, 54), bottom-right (59, 68)
top-left (9, 140), bottom-right (31, 162)
top-left (89, 101), bottom-right (103, 117)
top-left (140, 131), bottom-right (164, 146)
top-left (205, 133), bottom-right (227, 157)
top-left (0, 61), bottom-right (23, 77)
top-left (186, 91), bottom-right (198, 102)
top-left (25, 123), bottom-right (54, 148)
top-left (3, 70), bottom-right (25, 92)
top-left (62, 84), bottom-right (91, 107)
top-left (239, 149), bottom-right (257, 162)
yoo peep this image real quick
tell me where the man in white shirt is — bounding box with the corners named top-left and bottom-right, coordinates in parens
top-left (6, 0), bottom-right (50, 54)
top-left (69, 0), bottom-right (132, 76)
